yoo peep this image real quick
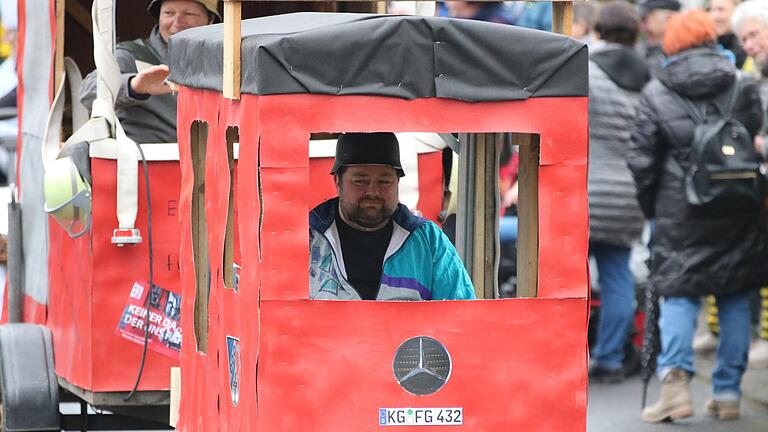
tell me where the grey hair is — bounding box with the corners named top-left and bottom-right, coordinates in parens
top-left (732, 0), bottom-right (768, 36)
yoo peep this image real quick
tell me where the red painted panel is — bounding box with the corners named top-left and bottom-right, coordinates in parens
top-left (415, 152), bottom-right (444, 222)
top-left (47, 159), bottom-right (183, 392)
top-left (47, 215), bottom-right (93, 388)
top-left (176, 88), bottom-right (228, 432)
top-left (257, 299), bottom-right (587, 431)
top-left (175, 89), bottom-right (589, 432)
top-left (89, 159), bottom-right (181, 391)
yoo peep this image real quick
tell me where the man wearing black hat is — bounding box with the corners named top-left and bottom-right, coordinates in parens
top-left (80, 0), bottom-right (219, 143)
top-left (637, 0), bottom-right (681, 76)
top-left (309, 132), bottom-right (475, 301)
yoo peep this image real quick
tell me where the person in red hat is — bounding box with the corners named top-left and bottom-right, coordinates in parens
top-left (79, 0), bottom-right (219, 143)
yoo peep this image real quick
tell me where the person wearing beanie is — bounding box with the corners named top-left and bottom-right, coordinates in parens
top-left (79, 0), bottom-right (219, 143)
top-left (629, 9), bottom-right (768, 423)
top-left (309, 133), bottom-right (475, 301)
top-left (636, 0), bottom-right (681, 76)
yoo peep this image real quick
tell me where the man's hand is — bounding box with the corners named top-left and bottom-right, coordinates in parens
top-left (755, 134), bottom-right (765, 157)
top-left (130, 64), bottom-right (172, 96)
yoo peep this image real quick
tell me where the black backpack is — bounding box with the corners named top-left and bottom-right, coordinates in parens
top-left (671, 81), bottom-right (766, 211)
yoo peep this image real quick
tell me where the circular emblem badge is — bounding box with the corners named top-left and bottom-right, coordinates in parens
top-left (392, 336), bottom-right (451, 396)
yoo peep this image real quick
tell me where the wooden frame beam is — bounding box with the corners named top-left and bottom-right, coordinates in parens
top-left (514, 134), bottom-right (540, 298)
top-left (223, 1), bottom-right (242, 100)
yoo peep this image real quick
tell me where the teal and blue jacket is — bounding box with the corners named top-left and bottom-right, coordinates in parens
top-left (309, 198), bottom-right (475, 300)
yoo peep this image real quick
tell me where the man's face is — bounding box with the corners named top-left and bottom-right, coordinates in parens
top-left (158, 0), bottom-right (210, 42)
top-left (739, 19), bottom-right (768, 64)
top-left (708, 0), bottom-right (735, 36)
top-left (336, 165), bottom-right (400, 230)
top-left (643, 9), bottom-right (675, 41)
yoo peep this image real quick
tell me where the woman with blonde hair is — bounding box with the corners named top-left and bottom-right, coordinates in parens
top-left (629, 9), bottom-right (768, 422)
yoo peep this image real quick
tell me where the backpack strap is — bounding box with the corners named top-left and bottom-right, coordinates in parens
top-left (667, 77), bottom-right (740, 124)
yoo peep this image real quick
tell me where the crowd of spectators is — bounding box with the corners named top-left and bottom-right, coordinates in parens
top-left (442, 0), bottom-right (768, 423)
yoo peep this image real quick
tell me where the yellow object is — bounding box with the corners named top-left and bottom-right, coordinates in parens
top-left (705, 294), bottom-right (720, 335)
top-left (43, 157), bottom-right (92, 238)
top-left (0, 22), bottom-right (11, 59)
top-left (742, 56), bottom-right (755, 74)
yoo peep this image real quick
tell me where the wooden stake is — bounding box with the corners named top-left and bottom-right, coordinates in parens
top-left (552, 1), bottom-right (574, 36)
top-left (471, 134), bottom-right (488, 298)
top-left (54, 0), bottom-right (66, 92)
top-left (169, 367), bottom-right (181, 428)
top-left (223, 1), bottom-right (242, 100)
top-left (514, 133), bottom-right (539, 298)
top-left (192, 121), bottom-right (210, 353)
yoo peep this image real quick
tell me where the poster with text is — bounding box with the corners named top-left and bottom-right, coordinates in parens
top-left (116, 281), bottom-right (182, 359)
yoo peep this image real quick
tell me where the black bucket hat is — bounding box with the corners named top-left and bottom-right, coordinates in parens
top-left (331, 132), bottom-right (405, 177)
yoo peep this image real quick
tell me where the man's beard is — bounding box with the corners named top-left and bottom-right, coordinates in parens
top-left (340, 198), bottom-right (396, 229)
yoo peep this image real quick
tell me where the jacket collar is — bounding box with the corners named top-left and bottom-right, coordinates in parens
top-left (309, 197), bottom-right (427, 233)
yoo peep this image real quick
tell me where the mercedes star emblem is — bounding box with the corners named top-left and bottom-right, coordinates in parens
top-left (392, 336), bottom-right (452, 395)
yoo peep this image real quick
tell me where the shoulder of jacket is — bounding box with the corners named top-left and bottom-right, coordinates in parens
top-left (391, 204), bottom-right (429, 232)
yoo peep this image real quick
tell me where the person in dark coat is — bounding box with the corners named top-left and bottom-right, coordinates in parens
top-left (586, 1), bottom-right (650, 383)
top-left (629, 9), bottom-right (768, 423)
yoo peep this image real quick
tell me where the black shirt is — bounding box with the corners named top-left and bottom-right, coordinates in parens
top-left (335, 212), bottom-right (393, 300)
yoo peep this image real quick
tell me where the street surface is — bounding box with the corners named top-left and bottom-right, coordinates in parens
top-left (588, 373), bottom-right (768, 431)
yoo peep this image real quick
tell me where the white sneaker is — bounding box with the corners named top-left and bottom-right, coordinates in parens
top-left (693, 332), bottom-right (719, 353)
top-left (748, 339), bottom-right (768, 369)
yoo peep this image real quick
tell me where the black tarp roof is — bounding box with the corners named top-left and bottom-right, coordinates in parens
top-left (167, 12), bottom-right (588, 102)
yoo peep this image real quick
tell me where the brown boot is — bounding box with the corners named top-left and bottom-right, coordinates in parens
top-left (705, 398), bottom-right (740, 420)
top-left (641, 369), bottom-right (694, 423)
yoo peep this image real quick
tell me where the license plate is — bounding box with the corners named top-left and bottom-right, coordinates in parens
top-left (379, 408), bottom-right (463, 426)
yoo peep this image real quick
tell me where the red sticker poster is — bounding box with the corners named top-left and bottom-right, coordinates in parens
top-left (115, 281), bottom-right (182, 359)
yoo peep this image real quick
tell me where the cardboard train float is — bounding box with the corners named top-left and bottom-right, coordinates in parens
top-left (167, 10), bottom-right (589, 431)
top-left (0, 1), bottom-right (587, 431)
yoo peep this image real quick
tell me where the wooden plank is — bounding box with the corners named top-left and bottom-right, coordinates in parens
top-left (223, 1), bottom-right (242, 100)
top-left (552, 1), bottom-right (574, 36)
top-left (169, 367), bottom-right (181, 428)
top-left (65, 0), bottom-right (93, 33)
top-left (54, 0), bottom-right (66, 92)
top-left (58, 377), bottom-right (170, 407)
top-left (483, 133), bottom-right (502, 300)
top-left (471, 134), bottom-right (487, 298)
top-left (514, 133), bottom-right (539, 298)
top-left (192, 121), bottom-right (209, 353)
top-left (223, 127), bottom-right (238, 289)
